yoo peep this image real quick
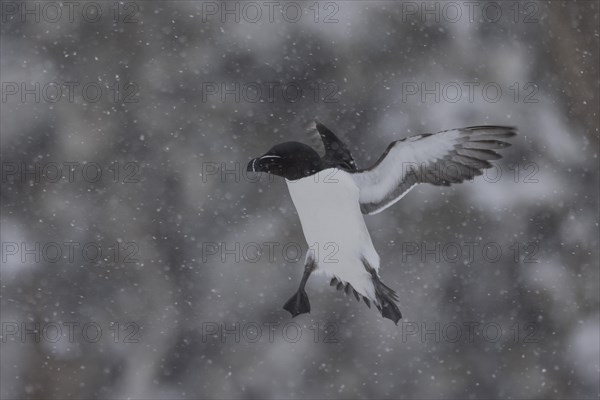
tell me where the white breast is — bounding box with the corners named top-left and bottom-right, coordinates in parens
top-left (286, 168), bottom-right (380, 300)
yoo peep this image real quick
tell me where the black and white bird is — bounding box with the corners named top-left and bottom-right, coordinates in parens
top-left (247, 121), bottom-right (516, 324)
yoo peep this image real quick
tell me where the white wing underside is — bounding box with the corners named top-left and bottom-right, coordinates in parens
top-left (351, 126), bottom-right (516, 215)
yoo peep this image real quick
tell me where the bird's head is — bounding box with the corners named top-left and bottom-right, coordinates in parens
top-left (247, 141), bottom-right (322, 180)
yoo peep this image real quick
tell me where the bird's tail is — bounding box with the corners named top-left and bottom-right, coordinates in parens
top-left (329, 275), bottom-right (402, 324)
top-left (372, 276), bottom-right (402, 324)
top-left (362, 257), bottom-right (402, 324)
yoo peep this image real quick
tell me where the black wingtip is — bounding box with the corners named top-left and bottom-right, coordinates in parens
top-left (465, 125), bottom-right (518, 138)
top-left (465, 125), bottom-right (517, 131)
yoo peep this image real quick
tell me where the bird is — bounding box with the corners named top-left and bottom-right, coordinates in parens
top-left (247, 121), bottom-right (516, 324)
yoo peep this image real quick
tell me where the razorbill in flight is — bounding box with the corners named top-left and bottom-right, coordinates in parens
top-left (247, 122), bottom-right (516, 324)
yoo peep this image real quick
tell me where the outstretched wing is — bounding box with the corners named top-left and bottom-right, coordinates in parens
top-left (351, 126), bottom-right (517, 215)
top-left (305, 120), bottom-right (357, 171)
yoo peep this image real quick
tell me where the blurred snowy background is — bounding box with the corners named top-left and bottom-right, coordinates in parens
top-left (1, 1), bottom-right (598, 399)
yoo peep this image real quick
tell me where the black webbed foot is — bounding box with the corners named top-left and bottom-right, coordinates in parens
top-left (283, 290), bottom-right (311, 317)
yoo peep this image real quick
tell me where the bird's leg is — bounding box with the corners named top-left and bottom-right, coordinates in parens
top-left (283, 260), bottom-right (315, 317)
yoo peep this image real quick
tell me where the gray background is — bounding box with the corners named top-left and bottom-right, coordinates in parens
top-left (1, 1), bottom-right (598, 399)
